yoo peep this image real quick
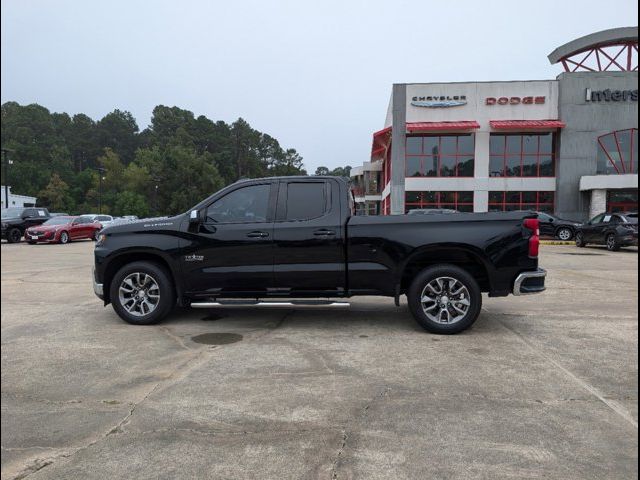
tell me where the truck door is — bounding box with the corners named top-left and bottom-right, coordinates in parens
top-left (182, 181), bottom-right (276, 295)
top-left (272, 179), bottom-right (345, 295)
top-left (583, 213), bottom-right (605, 242)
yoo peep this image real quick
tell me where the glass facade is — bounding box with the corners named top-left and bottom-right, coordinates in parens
top-left (405, 134), bottom-right (474, 177)
top-left (489, 133), bottom-right (555, 177)
top-left (488, 191), bottom-right (555, 212)
top-left (597, 128), bottom-right (638, 174)
top-left (607, 189), bottom-right (638, 212)
top-left (405, 191), bottom-right (474, 213)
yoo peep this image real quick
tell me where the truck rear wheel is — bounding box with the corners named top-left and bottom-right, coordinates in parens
top-left (407, 264), bottom-right (482, 334)
top-left (109, 261), bottom-right (175, 325)
top-left (6, 228), bottom-right (22, 243)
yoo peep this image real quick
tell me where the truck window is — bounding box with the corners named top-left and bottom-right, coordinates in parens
top-left (205, 184), bottom-right (270, 223)
top-left (285, 182), bottom-right (326, 221)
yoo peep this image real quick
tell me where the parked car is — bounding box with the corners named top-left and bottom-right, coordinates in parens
top-left (26, 215), bottom-right (103, 244)
top-left (81, 214), bottom-right (115, 228)
top-left (408, 208), bottom-right (459, 215)
top-left (93, 176), bottom-right (546, 334)
top-left (536, 212), bottom-right (581, 241)
top-left (575, 212), bottom-right (638, 251)
top-left (1, 207), bottom-right (51, 243)
top-left (50, 212), bottom-right (70, 217)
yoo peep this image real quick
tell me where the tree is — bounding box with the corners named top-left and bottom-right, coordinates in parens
top-left (315, 166), bottom-right (330, 176)
top-left (38, 173), bottom-right (73, 212)
top-left (96, 110), bottom-right (139, 164)
top-left (113, 191), bottom-right (149, 218)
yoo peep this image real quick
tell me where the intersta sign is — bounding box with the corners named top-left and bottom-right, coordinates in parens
top-left (485, 96), bottom-right (546, 106)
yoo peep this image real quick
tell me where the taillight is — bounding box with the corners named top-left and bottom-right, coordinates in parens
top-left (523, 218), bottom-right (540, 257)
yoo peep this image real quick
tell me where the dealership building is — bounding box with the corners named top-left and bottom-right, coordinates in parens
top-left (351, 27), bottom-right (638, 220)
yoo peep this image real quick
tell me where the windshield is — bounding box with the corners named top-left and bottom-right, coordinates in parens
top-left (43, 217), bottom-right (73, 226)
top-left (1, 208), bottom-right (24, 219)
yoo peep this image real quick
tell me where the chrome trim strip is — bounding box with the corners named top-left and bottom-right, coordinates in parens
top-left (190, 301), bottom-right (350, 309)
top-left (513, 268), bottom-right (547, 296)
top-left (92, 267), bottom-right (104, 297)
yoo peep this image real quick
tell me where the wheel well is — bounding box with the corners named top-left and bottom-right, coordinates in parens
top-left (103, 253), bottom-right (176, 303)
top-left (400, 249), bottom-right (490, 293)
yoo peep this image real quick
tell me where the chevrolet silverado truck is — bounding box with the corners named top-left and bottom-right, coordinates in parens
top-left (2, 207), bottom-right (51, 243)
top-left (93, 176), bottom-right (546, 334)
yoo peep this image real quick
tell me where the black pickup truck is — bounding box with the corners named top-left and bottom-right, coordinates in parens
top-left (2, 207), bottom-right (51, 243)
top-left (93, 176), bottom-right (546, 334)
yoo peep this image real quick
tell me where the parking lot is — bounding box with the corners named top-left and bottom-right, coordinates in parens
top-left (1, 240), bottom-right (638, 480)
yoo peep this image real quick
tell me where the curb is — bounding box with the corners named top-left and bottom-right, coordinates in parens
top-left (540, 240), bottom-right (574, 245)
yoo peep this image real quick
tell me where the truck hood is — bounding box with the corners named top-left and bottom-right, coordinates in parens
top-left (100, 215), bottom-right (184, 234)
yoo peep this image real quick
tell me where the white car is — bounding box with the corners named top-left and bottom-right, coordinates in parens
top-left (82, 214), bottom-right (115, 228)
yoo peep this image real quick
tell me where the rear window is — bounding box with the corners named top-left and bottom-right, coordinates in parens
top-left (285, 182), bottom-right (327, 221)
top-left (622, 214), bottom-right (638, 224)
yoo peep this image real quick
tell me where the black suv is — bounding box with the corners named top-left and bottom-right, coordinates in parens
top-left (575, 212), bottom-right (639, 251)
top-left (1, 207), bottom-right (51, 243)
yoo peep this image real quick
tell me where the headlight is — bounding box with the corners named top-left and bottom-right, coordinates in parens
top-left (95, 233), bottom-right (107, 246)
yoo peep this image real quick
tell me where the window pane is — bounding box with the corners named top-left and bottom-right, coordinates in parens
top-left (458, 191), bottom-right (473, 203)
top-left (489, 192), bottom-right (504, 203)
top-left (440, 192), bottom-right (455, 204)
top-left (406, 137), bottom-right (422, 155)
top-left (424, 157), bottom-right (438, 177)
top-left (406, 157), bottom-right (423, 177)
top-left (440, 136), bottom-right (457, 155)
top-left (538, 204), bottom-right (554, 213)
top-left (457, 157), bottom-right (474, 176)
top-left (538, 191), bottom-right (555, 204)
top-left (457, 204), bottom-right (474, 213)
top-left (489, 205), bottom-right (504, 212)
top-left (523, 135), bottom-right (539, 154)
top-left (506, 191), bottom-right (521, 204)
top-left (539, 155), bottom-right (554, 176)
top-left (489, 156), bottom-right (504, 177)
top-left (597, 144), bottom-right (617, 174)
top-left (489, 135), bottom-right (505, 155)
top-left (286, 183), bottom-right (325, 221)
top-left (406, 191), bottom-right (421, 203)
top-left (600, 134), bottom-right (621, 171)
top-left (633, 130), bottom-right (638, 174)
top-left (522, 191), bottom-right (537, 203)
top-left (423, 137), bottom-right (439, 156)
top-left (521, 155), bottom-right (538, 177)
top-left (616, 130), bottom-right (632, 171)
top-left (206, 184), bottom-right (270, 223)
top-left (458, 135), bottom-right (474, 154)
top-left (423, 191), bottom-right (437, 203)
top-left (505, 204), bottom-right (521, 211)
top-left (440, 156), bottom-right (457, 177)
top-left (506, 135), bottom-right (522, 154)
top-left (506, 155), bottom-right (521, 177)
top-left (522, 204), bottom-right (538, 211)
top-left (539, 133), bottom-right (553, 154)
top-left (440, 204), bottom-right (456, 211)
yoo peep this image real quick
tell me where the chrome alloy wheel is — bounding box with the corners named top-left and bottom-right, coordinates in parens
top-left (420, 276), bottom-right (471, 325)
top-left (606, 234), bottom-right (616, 250)
top-left (557, 228), bottom-right (572, 241)
top-left (118, 272), bottom-right (160, 317)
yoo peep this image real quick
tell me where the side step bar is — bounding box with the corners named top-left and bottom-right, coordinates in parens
top-left (190, 300), bottom-right (351, 309)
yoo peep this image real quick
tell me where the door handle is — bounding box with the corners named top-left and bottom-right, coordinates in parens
top-left (313, 229), bottom-right (336, 236)
top-left (246, 231), bottom-right (269, 238)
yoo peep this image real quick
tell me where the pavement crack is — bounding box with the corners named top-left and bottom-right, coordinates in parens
top-left (158, 326), bottom-right (192, 351)
top-left (330, 430), bottom-right (348, 480)
top-left (494, 316), bottom-right (638, 430)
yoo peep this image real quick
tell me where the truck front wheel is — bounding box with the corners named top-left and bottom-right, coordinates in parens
top-left (109, 261), bottom-right (175, 325)
top-left (407, 264), bottom-right (482, 334)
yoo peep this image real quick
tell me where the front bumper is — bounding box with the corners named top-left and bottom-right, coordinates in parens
top-left (513, 268), bottom-right (547, 296)
top-left (93, 267), bottom-right (104, 299)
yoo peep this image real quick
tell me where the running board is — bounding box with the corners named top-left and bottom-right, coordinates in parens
top-left (190, 300), bottom-right (351, 309)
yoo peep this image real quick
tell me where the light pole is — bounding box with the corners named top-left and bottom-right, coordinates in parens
top-left (152, 176), bottom-right (161, 215)
top-left (1, 148), bottom-right (15, 210)
top-left (97, 167), bottom-right (106, 214)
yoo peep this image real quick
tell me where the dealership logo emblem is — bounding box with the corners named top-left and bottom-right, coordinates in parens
top-left (184, 254), bottom-right (204, 262)
top-left (585, 88), bottom-right (638, 102)
top-left (411, 95), bottom-right (467, 108)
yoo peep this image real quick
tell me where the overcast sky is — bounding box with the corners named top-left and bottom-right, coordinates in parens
top-left (1, 0), bottom-right (637, 172)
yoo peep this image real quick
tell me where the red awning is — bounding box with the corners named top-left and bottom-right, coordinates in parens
top-left (371, 126), bottom-right (392, 160)
top-left (406, 121), bottom-right (480, 132)
top-left (490, 120), bottom-right (566, 130)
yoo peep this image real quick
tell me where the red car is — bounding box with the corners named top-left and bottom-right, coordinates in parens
top-left (25, 215), bottom-right (103, 244)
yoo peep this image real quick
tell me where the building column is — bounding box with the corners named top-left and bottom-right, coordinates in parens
top-left (473, 130), bottom-right (490, 212)
top-left (589, 189), bottom-right (607, 218)
top-left (390, 84), bottom-right (407, 215)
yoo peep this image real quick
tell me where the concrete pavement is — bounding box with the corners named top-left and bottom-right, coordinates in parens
top-left (1, 240), bottom-right (637, 479)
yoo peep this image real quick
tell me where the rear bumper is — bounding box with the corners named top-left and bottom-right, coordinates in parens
top-left (513, 268), bottom-right (547, 296)
top-left (92, 267), bottom-right (104, 299)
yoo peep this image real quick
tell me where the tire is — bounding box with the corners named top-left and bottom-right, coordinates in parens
top-left (92, 229), bottom-right (100, 241)
top-left (109, 261), bottom-right (175, 325)
top-left (606, 233), bottom-right (620, 252)
top-left (556, 227), bottom-right (573, 241)
top-left (59, 231), bottom-right (70, 244)
top-left (575, 232), bottom-right (586, 248)
top-left (407, 264), bottom-right (482, 335)
top-left (6, 228), bottom-right (22, 244)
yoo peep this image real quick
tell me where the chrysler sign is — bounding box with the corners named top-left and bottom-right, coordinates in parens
top-left (411, 95), bottom-right (467, 108)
